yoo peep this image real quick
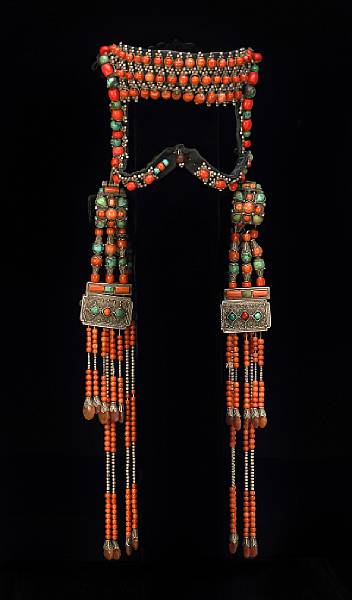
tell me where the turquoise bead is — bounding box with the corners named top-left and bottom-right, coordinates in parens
top-left (105, 256), bottom-right (117, 268)
top-left (104, 285), bottom-right (115, 293)
top-left (99, 55), bottom-right (109, 65)
top-left (256, 192), bottom-right (266, 203)
top-left (241, 251), bottom-right (252, 263)
top-left (89, 305), bottom-right (100, 315)
top-left (117, 197), bottom-right (127, 207)
top-left (115, 307), bottom-right (125, 318)
top-left (110, 101), bottom-right (121, 109)
top-left (244, 84), bottom-right (256, 98)
top-left (117, 220), bottom-right (126, 228)
top-left (92, 243), bottom-right (104, 254)
top-left (251, 64), bottom-right (259, 72)
top-left (253, 215), bottom-right (263, 225)
top-left (154, 167), bottom-right (160, 174)
top-left (96, 196), bottom-right (108, 207)
top-left (243, 111), bottom-right (251, 119)
top-left (229, 262), bottom-right (239, 275)
top-left (231, 213), bottom-right (242, 223)
top-left (111, 139), bottom-right (122, 147)
top-left (227, 312), bottom-right (237, 322)
top-left (253, 311), bottom-right (262, 321)
top-left (106, 77), bottom-right (117, 88)
top-left (110, 120), bottom-right (121, 131)
top-left (234, 191), bottom-right (243, 201)
top-left (118, 257), bottom-right (128, 268)
top-left (162, 159), bottom-right (169, 166)
top-left (95, 218), bottom-right (107, 228)
top-left (243, 131), bottom-right (251, 138)
top-left (253, 258), bottom-right (265, 271)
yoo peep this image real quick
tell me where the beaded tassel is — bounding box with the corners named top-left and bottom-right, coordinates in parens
top-left (124, 327), bottom-right (132, 555)
top-left (130, 321), bottom-right (139, 550)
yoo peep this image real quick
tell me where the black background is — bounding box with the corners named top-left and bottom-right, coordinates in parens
top-left (1, 6), bottom-right (351, 599)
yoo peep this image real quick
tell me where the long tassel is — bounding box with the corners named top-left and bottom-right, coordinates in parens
top-left (242, 333), bottom-right (251, 558)
top-left (124, 327), bottom-right (132, 555)
top-left (130, 321), bottom-right (139, 550)
top-left (226, 333), bottom-right (240, 553)
top-left (83, 326), bottom-right (95, 420)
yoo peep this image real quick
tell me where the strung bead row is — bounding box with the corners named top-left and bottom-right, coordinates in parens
top-left (91, 187), bottom-right (130, 285)
top-left (228, 226), bottom-right (266, 289)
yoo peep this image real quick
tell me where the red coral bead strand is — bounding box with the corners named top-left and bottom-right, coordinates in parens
top-left (130, 321), bottom-right (139, 550)
top-left (242, 333), bottom-right (251, 557)
top-left (109, 328), bottom-right (118, 423)
top-left (103, 421), bottom-right (113, 560)
top-left (258, 335), bottom-right (267, 428)
top-left (124, 327), bottom-right (133, 555)
top-left (92, 326), bottom-right (101, 415)
top-left (83, 326), bottom-right (95, 420)
top-left (117, 331), bottom-right (124, 422)
top-left (99, 329), bottom-right (110, 425)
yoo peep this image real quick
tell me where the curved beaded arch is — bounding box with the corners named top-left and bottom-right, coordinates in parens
top-left (98, 41), bottom-right (262, 192)
top-left (80, 41), bottom-right (271, 561)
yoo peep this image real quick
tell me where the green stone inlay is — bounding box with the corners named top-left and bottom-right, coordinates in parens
top-left (253, 258), bottom-right (265, 271)
top-left (229, 262), bottom-right (240, 275)
top-left (104, 285), bottom-right (115, 293)
top-left (244, 84), bottom-right (256, 98)
top-left (95, 218), bottom-right (107, 228)
top-left (110, 120), bottom-right (121, 131)
top-left (242, 290), bottom-right (252, 298)
top-left (89, 305), bottom-right (100, 315)
top-left (117, 197), bottom-right (127, 207)
top-left (107, 77), bottom-right (117, 88)
top-left (255, 192), bottom-right (266, 203)
top-left (241, 251), bottom-right (252, 263)
top-left (231, 213), bottom-right (242, 223)
top-left (115, 307), bottom-right (126, 318)
top-left (227, 312), bottom-right (237, 322)
top-left (105, 256), bottom-right (117, 268)
top-left (96, 196), bottom-right (108, 207)
top-left (92, 243), bottom-right (104, 254)
top-left (253, 311), bottom-right (263, 321)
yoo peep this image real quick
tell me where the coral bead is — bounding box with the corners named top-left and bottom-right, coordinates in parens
top-left (106, 208), bottom-right (117, 219)
top-left (150, 89), bottom-right (160, 100)
top-left (242, 119), bottom-right (252, 131)
top-left (144, 174), bottom-right (155, 184)
top-left (194, 93), bottom-right (205, 104)
top-left (111, 109), bottom-right (123, 121)
top-left (111, 158), bottom-right (119, 167)
top-left (126, 181), bottom-right (137, 191)
top-left (201, 75), bottom-right (211, 86)
top-left (253, 52), bottom-right (263, 63)
top-left (105, 274), bottom-right (115, 283)
top-left (199, 168), bottom-right (209, 180)
top-left (248, 71), bottom-right (259, 85)
top-left (100, 46), bottom-right (109, 55)
top-left (215, 179), bottom-right (226, 190)
top-left (185, 57), bottom-right (195, 68)
top-left (243, 140), bottom-right (251, 148)
top-left (161, 90), bottom-right (171, 100)
top-left (174, 57), bottom-right (184, 69)
top-left (140, 89), bottom-right (149, 99)
top-left (207, 57), bottom-right (217, 68)
top-left (108, 89), bottom-right (120, 102)
top-left (179, 74), bottom-right (188, 86)
top-left (101, 63), bottom-right (113, 77)
top-left (190, 75), bottom-right (200, 86)
top-left (183, 91), bottom-right (194, 102)
top-left (207, 92), bottom-right (216, 103)
top-left (196, 57), bottom-right (206, 68)
top-left (91, 273), bottom-right (100, 282)
top-left (229, 182), bottom-right (238, 191)
top-left (91, 255), bottom-right (103, 266)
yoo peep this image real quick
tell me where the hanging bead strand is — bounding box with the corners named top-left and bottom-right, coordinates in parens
top-left (92, 327), bottom-right (101, 415)
top-left (258, 334), bottom-right (267, 428)
top-left (117, 331), bottom-right (124, 422)
top-left (242, 333), bottom-right (251, 558)
top-left (99, 329), bottom-right (110, 425)
top-left (130, 321), bottom-right (139, 550)
top-left (124, 326), bottom-right (132, 555)
top-left (105, 197), bottom-right (118, 284)
top-left (109, 329), bottom-right (118, 422)
top-left (83, 326), bottom-right (95, 420)
top-left (249, 333), bottom-right (258, 557)
top-left (103, 420), bottom-right (113, 560)
top-left (241, 231), bottom-right (253, 288)
top-left (228, 230), bottom-right (240, 288)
